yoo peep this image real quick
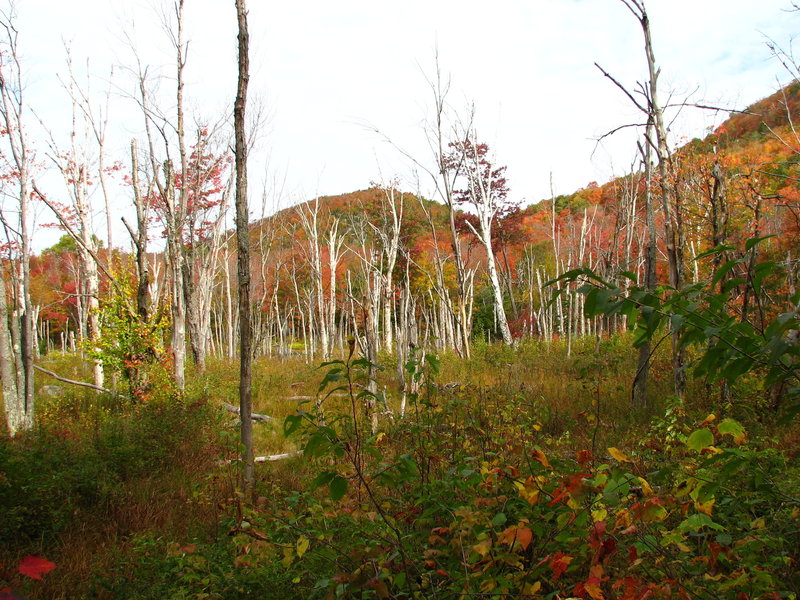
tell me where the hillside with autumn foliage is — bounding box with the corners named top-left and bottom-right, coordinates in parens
top-left (197, 81), bottom-right (799, 359)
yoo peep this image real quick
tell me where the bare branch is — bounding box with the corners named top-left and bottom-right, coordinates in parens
top-left (594, 62), bottom-right (649, 114)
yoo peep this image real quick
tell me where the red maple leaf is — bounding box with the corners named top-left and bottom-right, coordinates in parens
top-left (18, 555), bottom-right (57, 580)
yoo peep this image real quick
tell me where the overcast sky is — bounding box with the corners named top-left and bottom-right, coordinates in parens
top-left (10, 0), bottom-right (800, 247)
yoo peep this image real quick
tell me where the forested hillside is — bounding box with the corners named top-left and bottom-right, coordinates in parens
top-left (2, 1), bottom-right (800, 599)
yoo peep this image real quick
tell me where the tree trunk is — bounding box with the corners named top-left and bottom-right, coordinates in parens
top-left (639, 3), bottom-right (685, 398)
top-left (1, 273), bottom-right (22, 435)
top-left (633, 123), bottom-right (657, 408)
top-left (235, 0), bottom-right (254, 498)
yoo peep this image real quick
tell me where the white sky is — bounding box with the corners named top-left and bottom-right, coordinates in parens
top-left (10, 0), bottom-right (800, 249)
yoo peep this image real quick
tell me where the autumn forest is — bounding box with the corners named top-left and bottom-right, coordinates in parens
top-left (1, 1), bottom-right (799, 599)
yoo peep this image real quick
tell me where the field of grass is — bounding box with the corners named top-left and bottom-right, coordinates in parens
top-left (1, 336), bottom-right (798, 599)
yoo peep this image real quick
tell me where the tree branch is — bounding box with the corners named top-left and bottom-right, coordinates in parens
top-left (594, 62), bottom-right (648, 114)
top-left (34, 364), bottom-right (126, 398)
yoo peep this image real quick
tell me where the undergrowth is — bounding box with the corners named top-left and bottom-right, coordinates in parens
top-left (1, 331), bottom-right (798, 599)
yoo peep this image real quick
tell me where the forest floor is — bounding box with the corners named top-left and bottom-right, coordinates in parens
top-left (1, 336), bottom-right (798, 599)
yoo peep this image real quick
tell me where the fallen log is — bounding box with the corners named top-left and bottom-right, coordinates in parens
top-left (254, 451), bottom-right (302, 462)
top-left (223, 402), bottom-right (272, 422)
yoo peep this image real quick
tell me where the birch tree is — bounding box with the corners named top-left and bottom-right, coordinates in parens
top-left (0, 5), bottom-right (35, 433)
top-left (368, 182), bottom-right (404, 351)
top-left (423, 61), bottom-right (473, 357)
top-left (447, 137), bottom-right (514, 346)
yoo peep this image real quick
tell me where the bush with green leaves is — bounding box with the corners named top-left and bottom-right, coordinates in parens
top-left (554, 237), bottom-right (800, 419)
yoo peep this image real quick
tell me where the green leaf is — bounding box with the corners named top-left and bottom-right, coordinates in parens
top-left (717, 418), bottom-right (746, 444)
top-left (694, 244), bottom-right (735, 261)
top-left (491, 512), bottom-right (507, 527)
top-left (686, 428), bottom-right (714, 453)
top-left (712, 260), bottom-right (739, 288)
top-left (679, 513), bottom-right (725, 532)
top-left (745, 234), bottom-right (774, 251)
top-left (283, 414), bottom-right (303, 437)
top-left (425, 354), bottom-right (440, 375)
top-left (329, 475), bottom-right (348, 501)
top-left (311, 471), bottom-right (335, 488)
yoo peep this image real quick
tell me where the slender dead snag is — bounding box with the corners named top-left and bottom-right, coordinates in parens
top-left (39, 53), bottom-right (106, 390)
top-left (0, 267), bottom-right (20, 434)
top-left (598, 0), bottom-right (687, 400)
top-left (634, 0), bottom-right (686, 398)
top-left (296, 198), bottom-right (330, 359)
top-left (235, 0), bottom-right (254, 498)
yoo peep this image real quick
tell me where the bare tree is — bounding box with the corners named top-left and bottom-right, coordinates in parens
top-left (426, 65), bottom-right (473, 358)
top-left (39, 53), bottom-right (107, 389)
top-left (632, 122), bottom-right (658, 407)
top-left (296, 198), bottom-right (345, 359)
top-left (447, 137), bottom-right (514, 346)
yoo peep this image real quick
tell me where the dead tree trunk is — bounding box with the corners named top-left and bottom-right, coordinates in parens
top-left (234, 0), bottom-right (254, 498)
top-left (633, 122), bottom-right (658, 407)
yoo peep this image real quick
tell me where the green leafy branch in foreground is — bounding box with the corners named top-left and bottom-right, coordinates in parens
top-left (550, 238), bottom-right (800, 419)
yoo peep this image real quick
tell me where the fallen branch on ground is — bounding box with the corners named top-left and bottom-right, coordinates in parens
top-left (34, 365), bottom-right (127, 398)
top-left (218, 450), bottom-right (301, 466)
top-left (255, 451), bottom-right (302, 462)
top-left (223, 402), bottom-right (272, 422)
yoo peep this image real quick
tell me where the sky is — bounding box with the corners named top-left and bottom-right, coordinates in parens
top-left (9, 0), bottom-right (800, 249)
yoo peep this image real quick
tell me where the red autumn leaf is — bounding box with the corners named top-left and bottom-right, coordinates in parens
top-left (548, 484), bottom-right (569, 506)
top-left (577, 449), bottom-right (594, 465)
top-left (18, 555), bottom-right (57, 580)
top-left (549, 552), bottom-right (573, 579)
